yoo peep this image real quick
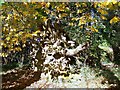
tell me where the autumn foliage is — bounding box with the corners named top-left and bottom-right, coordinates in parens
top-left (1, 1), bottom-right (120, 68)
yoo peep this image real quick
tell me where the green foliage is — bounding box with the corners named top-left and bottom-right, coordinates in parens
top-left (1, 2), bottom-right (120, 69)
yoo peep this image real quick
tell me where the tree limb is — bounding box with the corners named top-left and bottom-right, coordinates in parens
top-left (65, 42), bottom-right (89, 56)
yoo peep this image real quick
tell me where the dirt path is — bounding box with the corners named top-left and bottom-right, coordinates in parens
top-left (1, 65), bottom-right (120, 89)
top-left (2, 67), bottom-right (41, 90)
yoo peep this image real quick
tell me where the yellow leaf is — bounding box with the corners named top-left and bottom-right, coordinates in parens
top-left (7, 14), bottom-right (11, 20)
top-left (61, 13), bottom-right (68, 17)
top-left (80, 25), bottom-right (83, 29)
top-left (71, 18), bottom-right (79, 21)
top-left (110, 16), bottom-right (120, 24)
top-left (19, 32), bottom-right (24, 35)
top-left (1, 53), bottom-right (8, 57)
top-left (88, 26), bottom-right (98, 32)
top-left (94, 2), bottom-right (98, 8)
top-left (75, 3), bottom-right (81, 7)
top-left (97, 8), bottom-right (108, 15)
top-left (25, 33), bottom-right (32, 38)
top-left (77, 10), bottom-right (83, 14)
top-left (15, 47), bottom-right (22, 51)
top-left (6, 37), bottom-right (10, 41)
top-left (35, 30), bottom-right (41, 34)
top-left (45, 9), bottom-right (50, 14)
top-left (23, 2), bottom-right (27, 5)
top-left (82, 3), bottom-right (87, 7)
top-left (0, 40), bottom-right (4, 45)
top-left (32, 30), bottom-right (40, 36)
top-left (45, 2), bottom-right (50, 8)
top-left (59, 13), bottom-right (67, 18)
top-left (15, 34), bottom-right (19, 37)
top-left (56, 4), bottom-right (65, 12)
top-left (42, 17), bottom-right (48, 22)
top-left (95, 29), bottom-right (98, 32)
top-left (12, 38), bottom-right (18, 42)
top-left (69, 22), bottom-right (74, 26)
top-left (22, 39), bottom-right (26, 44)
top-left (100, 15), bottom-right (107, 20)
top-left (78, 16), bottom-right (86, 26)
top-left (107, 3), bottom-right (114, 10)
top-left (32, 33), bottom-right (37, 36)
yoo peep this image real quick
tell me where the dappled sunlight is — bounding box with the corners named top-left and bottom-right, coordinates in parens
top-left (1, 1), bottom-right (120, 89)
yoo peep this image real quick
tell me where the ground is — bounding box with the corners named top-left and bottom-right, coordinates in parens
top-left (1, 63), bottom-right (120, 89)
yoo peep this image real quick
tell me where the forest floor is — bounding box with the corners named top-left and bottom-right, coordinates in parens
top-left (1, 63), bottom-right (120, 89)
top-left (1, 66), bottom-right (41, 90)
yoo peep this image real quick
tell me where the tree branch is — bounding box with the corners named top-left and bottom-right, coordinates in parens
top-left (65, 42), bottom-right (89, 56)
